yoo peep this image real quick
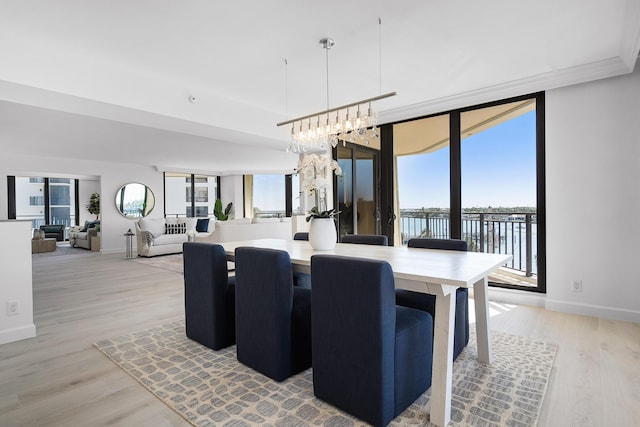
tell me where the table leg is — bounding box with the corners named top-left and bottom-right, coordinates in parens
top-left (473, 276), bottom-right (493, 364)
top-left (430, 290), bottom-right (456, 427)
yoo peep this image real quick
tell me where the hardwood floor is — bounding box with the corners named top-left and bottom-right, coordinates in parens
top-left (1, 247), bottom-right (638, 426)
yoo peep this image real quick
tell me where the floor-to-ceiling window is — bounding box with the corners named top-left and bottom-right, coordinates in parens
top-left (249, 174), bottom-right (286, 218)
top-left (164, 173), bottom-right (218, 217)
top-left (394, 114), bottom-right (450, 244)
top-left (460, 99), bottom-right (540, 288)
top-left (391, 93), bottom-right (545, 292)
top-left (13, 176), bottom-right (77, 231)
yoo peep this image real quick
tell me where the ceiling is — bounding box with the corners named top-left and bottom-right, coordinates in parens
top-left (1, 0), bottom-right (639, 174)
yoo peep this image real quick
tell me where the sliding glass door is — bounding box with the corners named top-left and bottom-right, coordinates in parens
top-left (335, 143), bottom-right (380, 240)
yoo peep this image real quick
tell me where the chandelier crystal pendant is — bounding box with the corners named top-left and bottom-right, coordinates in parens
top-left (277, 37), bottom-right (396, 153)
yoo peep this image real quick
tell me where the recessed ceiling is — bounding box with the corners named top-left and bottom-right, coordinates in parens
top-left (0, 0), bottom-right (638, 173)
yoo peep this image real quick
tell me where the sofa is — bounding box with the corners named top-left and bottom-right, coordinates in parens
top-left (135, 217), bottom-right (215, 257)
top-left (69, 221), bottom-right (100, 249)
top-left (135, 217), bottom-right (294, 257)
top-left (209, 217), bottom-right (292, 242)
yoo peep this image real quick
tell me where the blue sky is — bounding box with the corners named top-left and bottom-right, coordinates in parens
top-left (397, 110), bottom-right (537, 209)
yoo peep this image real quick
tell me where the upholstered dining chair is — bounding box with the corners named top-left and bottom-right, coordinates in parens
top-left (183, 242), bottom-right (236, 351)
top-left (395, 238), bottom-right (470, 360)
top-left (341, 233), bottom-right (388, 246)
top-left (311, 255), bottom-right (433, 427)
top-left (234, 247), bottom-right (312, 382)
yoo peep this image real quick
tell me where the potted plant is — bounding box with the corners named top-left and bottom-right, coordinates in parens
top-left (214, 198), bottom-right (233, 221)
top-left (87, 192), bottom-right (100, 220)
top-left (296, 153), bottom-right (342, 250)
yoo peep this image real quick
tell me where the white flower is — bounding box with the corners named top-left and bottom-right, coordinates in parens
top-left (296, 153), bottom-right (342, 217)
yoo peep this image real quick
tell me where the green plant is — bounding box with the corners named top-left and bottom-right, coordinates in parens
top-left (214, 199), bottom-right (233, 221)
top-left (86, 192), bottom-right (100, 220)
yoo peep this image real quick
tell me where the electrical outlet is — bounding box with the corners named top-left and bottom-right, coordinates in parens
top-left (7, 301), bottom-right (19, 316)
top-left (571, 280), bottom-right (583, 293)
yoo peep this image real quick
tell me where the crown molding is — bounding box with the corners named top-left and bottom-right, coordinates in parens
top-left (380, 56), bottom-right (633, 124)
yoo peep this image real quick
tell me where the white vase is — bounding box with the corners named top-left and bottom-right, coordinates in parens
top-left (309, 217), bottom-right (337, 251)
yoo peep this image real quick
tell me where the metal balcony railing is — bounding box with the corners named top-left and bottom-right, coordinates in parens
top-left (400, 209), bottom-right (537, 278)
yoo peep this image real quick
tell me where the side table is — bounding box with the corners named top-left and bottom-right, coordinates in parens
top-left (31, 238), bottom-right (57, 253)
top-left (91, 235), bottom-right (100, 252)
top-left (124, 229), bottom-right (135, 259)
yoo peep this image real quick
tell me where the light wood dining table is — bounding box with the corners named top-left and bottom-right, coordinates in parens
top-left (221, 238), bottom-right (512, 427)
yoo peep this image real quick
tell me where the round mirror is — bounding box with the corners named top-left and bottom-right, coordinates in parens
top-left (115, 183), bottom-right (155, 218)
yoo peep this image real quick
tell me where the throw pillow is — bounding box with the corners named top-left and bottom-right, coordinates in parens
top-left (165, 223), bottom-right (186, 235)
top-left (196, 218), bottom-right (210, 232)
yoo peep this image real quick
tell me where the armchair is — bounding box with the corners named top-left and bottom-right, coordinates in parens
top-left (234, 247), bottom-right (312, 382)
top-left (39, 224), bottom-right (65, 241)
top-left (69, 226), bottom-right (98, 250)
top-left (311, 255), bottom-right (433, 427)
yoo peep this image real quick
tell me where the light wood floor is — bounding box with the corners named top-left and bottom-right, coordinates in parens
top-left (1, 248), bottom-right (638, 426)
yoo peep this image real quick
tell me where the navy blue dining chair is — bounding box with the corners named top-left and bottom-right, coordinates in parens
top-left (341, 234), bottom-right (388, 246)
top-left (293, 232), bottom-right (309, 241)
top-left (311, 254), bottom-right (433, 427)
top-left (234, 247), bottom-right (312, 381)
top-left (183, 242), bottom-right (236, 351)
top-left (395, 238), bottom-right (470, 360)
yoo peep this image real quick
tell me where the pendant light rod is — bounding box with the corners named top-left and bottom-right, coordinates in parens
top-left (276, 91), bottom-right (396, 127)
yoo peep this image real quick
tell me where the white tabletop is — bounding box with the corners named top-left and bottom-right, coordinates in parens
top-left (221, 238), bottom-right (511, 288)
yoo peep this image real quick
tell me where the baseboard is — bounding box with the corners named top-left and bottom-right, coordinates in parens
top-left (0, 323), bottom-right (36, 345)
top-left (480, 287), bottom-right (547, 308)
top-left (545, 299), bottom-right (640, 324)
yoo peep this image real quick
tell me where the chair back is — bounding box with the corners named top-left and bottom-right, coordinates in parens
top-left (407, 238), bottom-right (467, 251)
top-left (293, 232), bottom-right (309, 241)
top-left (312, 255), bottom-right (396, 425)
top-left (235, 247), bottom-right (302, 381)
top-left (183, 242), bottom-right (235, 350)
top-left (341, 234), bottom-right (388, 246)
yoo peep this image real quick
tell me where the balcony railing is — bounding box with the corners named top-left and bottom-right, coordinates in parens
top-left (400, 209), bottom-right (537, 279)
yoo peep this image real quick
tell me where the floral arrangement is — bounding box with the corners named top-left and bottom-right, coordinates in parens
top-left (296, 153), bottom-right (342, 222)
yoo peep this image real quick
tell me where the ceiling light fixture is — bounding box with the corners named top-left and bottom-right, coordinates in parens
top-left (277, 35), bottom-right (395, 153)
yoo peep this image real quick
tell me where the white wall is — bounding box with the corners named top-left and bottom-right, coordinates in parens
top-left (544, 66), bottom-right (640, 322)
top-left (220, 175), bottom-right (244, 219)
top-left (0, 220), bottom-right (35, 344)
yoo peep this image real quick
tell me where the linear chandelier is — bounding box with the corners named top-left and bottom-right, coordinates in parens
top-left (277, 37), bottom-right (396, 153)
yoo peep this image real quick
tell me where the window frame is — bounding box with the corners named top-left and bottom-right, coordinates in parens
top-left (383, 92), bottom-right (546, 293)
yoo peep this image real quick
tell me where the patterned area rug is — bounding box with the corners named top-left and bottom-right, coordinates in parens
top-left (94, 321), bottom-right (557, 426)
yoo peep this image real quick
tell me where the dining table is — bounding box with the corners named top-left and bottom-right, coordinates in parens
top-left (221, 238), bottom-right (512, 427)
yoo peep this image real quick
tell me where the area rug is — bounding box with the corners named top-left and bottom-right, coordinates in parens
top-left (132, 254), bottom-right (185, 274)
top-left (94, 321), bottom-right (556, 426)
